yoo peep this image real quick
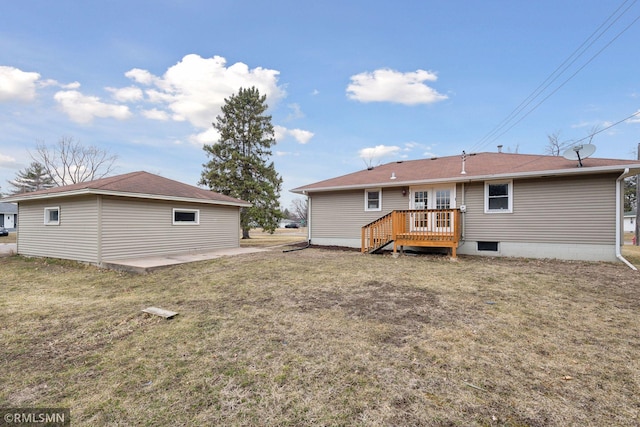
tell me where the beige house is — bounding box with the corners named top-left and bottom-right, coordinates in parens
top-left (292, 151), bottom-right (640, 264)
top-left (4, 171), bottom-right (250, 266)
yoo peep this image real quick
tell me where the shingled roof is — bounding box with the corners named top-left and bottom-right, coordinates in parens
top-left (4, 171), bottom-right (251, 207)
top-left (292, 152), bottom-right (640, 193)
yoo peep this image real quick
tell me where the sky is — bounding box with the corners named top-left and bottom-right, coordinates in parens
top-left (1, 0), bottom-right (640, 208)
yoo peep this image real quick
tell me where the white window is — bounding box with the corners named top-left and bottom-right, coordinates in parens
top-left (485, 180), bottom-right (513, 213)
top-left (44, 206), bottom-right (60, 225)
top-left (364, 188), bottom-right (382, 211)
top-left (173, 208), bottom-right (200, 225)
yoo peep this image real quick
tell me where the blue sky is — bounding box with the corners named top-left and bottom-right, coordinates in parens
top-left (1, 0), bottom-right (640, 208)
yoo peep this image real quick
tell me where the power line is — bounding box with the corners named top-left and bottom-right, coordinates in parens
top-left (478, 12), bottom-right (640, 148)
top-left (469, 0), bottom-right (640, 153)
top-left (471, 0), bottom-right (637, 152)
top-left (571, 109), bottom-right (640, 145)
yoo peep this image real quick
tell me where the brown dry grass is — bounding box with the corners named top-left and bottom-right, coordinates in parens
top-left (0, 231), bottom-right (16, 244)
top-left (240, 227), bottom-right (308, 248)
top-left (622, 244), bottom-right (640, 267)
top-left (1, 248), bottom-right (639, 426)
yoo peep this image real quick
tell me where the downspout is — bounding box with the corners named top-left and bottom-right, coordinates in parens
top-left (307, 193), bottom-right (311, 243)
top-left (461, 182), bottom-right (466, 245)
top-left (616, 169), bottom-right (637, 270)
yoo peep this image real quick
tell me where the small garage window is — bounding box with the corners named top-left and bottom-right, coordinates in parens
top-left (173, 208), bottom-right (199, 225)
top-left (44, 206), bottom-right (60, 225)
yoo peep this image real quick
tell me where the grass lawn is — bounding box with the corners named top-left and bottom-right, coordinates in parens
top-left (622, 244), bottom-right (640, 266)
top-left (1, 247), bottom-right (639, 426)
top-left (240, 227), bottom-right (308, 248)
top-left (0, 231), bottom-right (17, 244)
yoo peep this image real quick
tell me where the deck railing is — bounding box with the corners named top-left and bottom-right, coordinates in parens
top-left (361, 209), bottom-right (462, 256)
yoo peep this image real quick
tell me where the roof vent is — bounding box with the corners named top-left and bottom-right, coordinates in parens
top-left (461, 151), bottom-right (467, 175)
top-left (497, 145), bottom-right (503, 153)
top-left (390, 172), bottom-right (397, 180)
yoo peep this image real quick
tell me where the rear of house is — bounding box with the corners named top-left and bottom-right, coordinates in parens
top-left (293, 152), bottom-right (640, 263)
top-left (5, 171), bottom-right (250, 266)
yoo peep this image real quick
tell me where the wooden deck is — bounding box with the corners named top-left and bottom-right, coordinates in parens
top-left (361, 209), bottom-right (462, 258)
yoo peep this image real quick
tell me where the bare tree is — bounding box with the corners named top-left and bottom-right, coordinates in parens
top-left (545, 131), bottom-right (573, 156)
top-left (290, 198), bottom-right (308, 223)
top-left (32, 137), bottom-right (118, 185)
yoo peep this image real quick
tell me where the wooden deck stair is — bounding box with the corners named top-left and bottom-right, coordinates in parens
top-left (361, 209), bottom-right (462, 257)
top-left (361, 212), bottom-right (394, 253)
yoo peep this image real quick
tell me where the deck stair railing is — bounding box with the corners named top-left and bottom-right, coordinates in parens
top-left (361, 209), bottom-right (462, 257)
top-left (361, 211), bottom-right (395, 253)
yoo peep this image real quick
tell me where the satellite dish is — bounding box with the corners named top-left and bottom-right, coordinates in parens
top-left (562, 143), bottom-right (596, 167)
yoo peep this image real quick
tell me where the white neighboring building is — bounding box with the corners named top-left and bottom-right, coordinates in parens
top-left (0, 202), bottom-right (17, 230)
top-left (624, 210), bottom-right (637, 233)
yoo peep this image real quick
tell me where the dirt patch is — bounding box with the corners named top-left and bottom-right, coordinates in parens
top-left (291, 280), bottom-right (439, 323)
top-left (6, 383), bottom-right (49, 406)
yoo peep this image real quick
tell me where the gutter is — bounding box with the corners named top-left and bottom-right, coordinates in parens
top-left (3, 188), bottom-right (252, 208)
top-left (616, 168), bottom-right (637, 270)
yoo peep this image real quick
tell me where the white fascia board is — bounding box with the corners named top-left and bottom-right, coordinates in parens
top-left (4, 188), bottom-right (252, 208)
top-left (292, 164), bottom-right (640, 194)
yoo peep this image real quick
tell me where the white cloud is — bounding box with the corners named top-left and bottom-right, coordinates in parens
top-left (274, 125), bottom-right (287, 142)
top-left (288, 128), bottom-right (314, 144)
top-left (125, 68), bottom-right (156, 85)
top-left (142, 108), bottom-right (170, 121)
top-left (286, 103), bottom-right (304, 121)
top-left (628, 111), bottom-right (640, 123)
top-left (126, 54), bottom-right (285, 131)
top-left (274, 125), bottom-right (314, 144)
top-left (358, 145), bottom-right (401, 161)
top-left (189, 127), bottom-right (220, 145)
top-left (347, 68), bottom-right (448, 105)
top-left (0, 66), bottom-right (40, 102)
top-left (39, 79), bottom-right (80, 89)
top-left (106, 86), bottom-right (143, 102)
top-left (54, 90), bottom-right (132, 123)
top-left (0, 153), bottom-right (19, 167)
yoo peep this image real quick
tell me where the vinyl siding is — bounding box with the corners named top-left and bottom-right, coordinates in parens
top-left (17, 196), bottom-right (99, 263)
top-left (462, 174), bottom-right (617, 245)
top-left (100, 197), bottom-right (240, 260)
top-left (310, 187), bottom-right (409, 240)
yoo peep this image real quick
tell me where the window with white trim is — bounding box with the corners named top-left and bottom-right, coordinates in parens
top-left (44, 206), bottom-right (60, 225)
top-left (364, 188), bottom-right (382, 211)
top-left (485, 180), bottom-right (513, 213)
top-left (173, 208), bottom-right (200, 225)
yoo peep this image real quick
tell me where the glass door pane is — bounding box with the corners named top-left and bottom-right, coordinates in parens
top-left (435, 189), bottom-right (451, 230)
top-left (412, 190), bottom-right (428, 230)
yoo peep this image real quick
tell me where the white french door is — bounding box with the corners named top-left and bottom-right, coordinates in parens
top-left (410, 186), bottom-right (455, 232)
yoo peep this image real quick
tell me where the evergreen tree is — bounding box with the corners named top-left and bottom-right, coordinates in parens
top-left (8, 162), bottom-right (56, 194)
top-left (200, 87), bottom-right (283, 238)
